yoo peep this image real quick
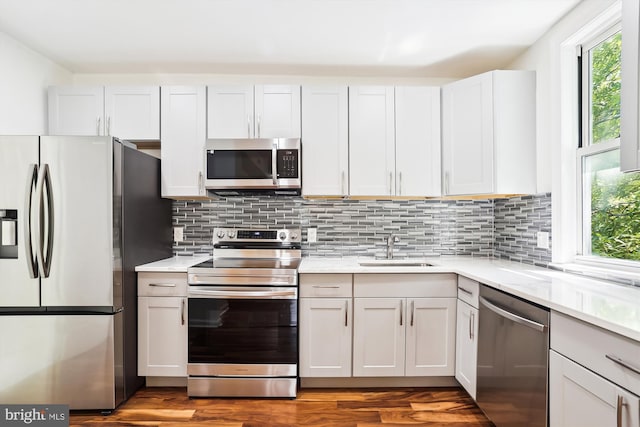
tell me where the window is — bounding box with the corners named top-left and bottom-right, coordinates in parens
top-left (578, 25), bottom-right (640, 263)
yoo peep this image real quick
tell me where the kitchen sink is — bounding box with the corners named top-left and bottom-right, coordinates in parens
top-left (358, 259), bottom-right (436, 267)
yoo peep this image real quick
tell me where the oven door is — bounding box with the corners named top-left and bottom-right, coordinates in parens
top-left (188, 286), bottom-right (298, 376)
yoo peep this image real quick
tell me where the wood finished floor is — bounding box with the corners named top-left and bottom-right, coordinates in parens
top-left (70, 387), bottom-right (494, 426)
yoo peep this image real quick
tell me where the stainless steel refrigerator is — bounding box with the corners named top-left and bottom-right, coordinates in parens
top-left (0, 136), bottom-right (172, 410)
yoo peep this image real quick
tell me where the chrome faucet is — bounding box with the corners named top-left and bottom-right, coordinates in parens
top-left (386, 234), bottom-right (400, 259)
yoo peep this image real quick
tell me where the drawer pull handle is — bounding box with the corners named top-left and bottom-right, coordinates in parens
top-left (312, 285), bottom-right (340, 289)
top-left (606, 354), bottom-right (640, 376)
top-left (149, 283), bottom-right (177, 287)
top-left (458, 287), bottom-right (473, 296)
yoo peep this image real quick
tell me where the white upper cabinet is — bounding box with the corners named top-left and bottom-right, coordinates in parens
top-left (301, 85), bottom-right (349, 196)
top-left (48, 86), bottom-right (105, 136)
top-left (349, 86), bottom-right (396, 196)
top-left (104, 86), bottom-right (160, 140)
top-left (255, 85), bottom-right (301, 138)
top-left (160, 86), bottom-right (207, 199)
top-left (207, 85), bottom-right (254, 138)
top-left (395, 86), bottom-right (441, 197)
top-left (441, 70), bottom-right (536, 196)
top-left (48, 85), bottom-right (160, 140)
top-left (621, 0), bottom-right (640, 172)
top-left (207, 84), bottom-right (301, 139)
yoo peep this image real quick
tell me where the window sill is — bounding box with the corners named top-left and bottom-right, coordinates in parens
top-left (549, 260), bottom-right (640, 287)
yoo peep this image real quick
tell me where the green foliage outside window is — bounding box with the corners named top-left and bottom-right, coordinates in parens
top-left (588, 31), bottom-right (640, 261)
top-left (591, 32), bottom-right (621, 143)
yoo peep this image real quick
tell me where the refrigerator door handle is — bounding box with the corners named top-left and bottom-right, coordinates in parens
top-left (24, 163), bottom-right (39, 278)
top-left (35, 163), bottom-right (54, 278)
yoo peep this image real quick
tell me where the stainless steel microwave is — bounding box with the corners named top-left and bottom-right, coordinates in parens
top-left (205, 138), bottom-right (301, 195)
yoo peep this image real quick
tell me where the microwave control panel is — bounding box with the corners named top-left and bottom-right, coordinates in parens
top-left (277, 150), bottom-right (299, 178)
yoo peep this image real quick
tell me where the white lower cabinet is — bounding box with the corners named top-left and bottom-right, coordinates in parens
top-left (353, 298), bottom-right (406, 377)
top-left (550, 351), bottom-right (640, 427)
top-left (299, 274), bottom-right (353, 377)
top-left (352, 274), bottom-right (457, 378)
top-left (137, 272), bottom-right (188, 377)
top-left (299, 298), bottom-right (352, 377)
top-left (455, 299), bottom-right (478, 398)
top-left (455, 276), bottom-right (479, 398)
top-left (300, 273), bottom-right (456, 380)
top-left (550, 311), bottom-right (640, 427)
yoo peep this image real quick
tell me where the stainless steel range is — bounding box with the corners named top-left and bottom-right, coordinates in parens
top-left (187, 227), bottom-right (301, 398)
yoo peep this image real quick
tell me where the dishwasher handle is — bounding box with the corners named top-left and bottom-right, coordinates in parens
top-left (479, 296), bottom-right (547, 333)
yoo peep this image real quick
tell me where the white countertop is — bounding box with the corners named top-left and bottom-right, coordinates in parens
top-left (299, 257), bottom-right (640, 343)
top-left (135, 255), bottom-right (211, 273)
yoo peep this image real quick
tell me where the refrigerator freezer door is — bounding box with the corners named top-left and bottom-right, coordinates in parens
top-left (40, 136), bottom-right (115, 307)
top-left (0, 136), bottom-right (40, 307)
top-left (0, 313), bottom-right (120, 410)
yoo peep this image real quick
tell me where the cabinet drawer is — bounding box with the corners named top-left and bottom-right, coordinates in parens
top-left (300, 274), bottom-right (352, 297)
top-left (551, 311), bottom-right (640, 396)
top-left (138, 272), bottom-right (188, 297)
top-left (354, 273), bottom-right (456, 298)
top-left (457, 276), bottom-right (479, 308)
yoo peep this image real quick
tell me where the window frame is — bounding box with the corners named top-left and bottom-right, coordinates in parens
top-left (574, 20), bottom-right (640, 269)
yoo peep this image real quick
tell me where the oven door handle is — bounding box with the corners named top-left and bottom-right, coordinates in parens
top-left (189, 288), bottom-right (297, 299)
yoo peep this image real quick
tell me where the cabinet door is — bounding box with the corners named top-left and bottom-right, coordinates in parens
top-left (395, 86), bottom-right (441, 197)
top-left (349, 86), bottom-right (395, 196)
top-left (255, 85), bottom-right (301, 138)
top-left (160, 86), bottom-right (206, 198)
top-left (48, 86), bottom-right (104, 136)
top-left (406, 298), bottom-right (456, 377)
top-left (442, 73), bottom-right (494, 195)
top-left (301, 85), bottom-right (348, 196)
top-left (207, 85), bottom-right (254, 138)
top-left (550, 350), bottom-right (640, 427)
top-left (104, 86), bottom-right (160, 140)
top-left (299, 298), bottom-right (352, 377)
top-left (353, 298), bottom-right (405, 377)
top-left (138, 296), bottom-right (187, 377)
top-left (455, 300), bottom-right (478, 398)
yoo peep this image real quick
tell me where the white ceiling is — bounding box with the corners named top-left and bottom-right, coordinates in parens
top-left (0, 0), bottom-right (581, 78)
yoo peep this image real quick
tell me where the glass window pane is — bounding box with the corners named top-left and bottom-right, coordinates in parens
top-left (583, 149), bottom-right (640, 260)
top-left (589, 32), bottom-right (621, 144)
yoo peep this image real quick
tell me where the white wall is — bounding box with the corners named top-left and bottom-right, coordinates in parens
top-left (508, 0), bottom-right (620, 262)
top-left (0, 31), bottom-right (72, 134)
top-left (507, 0), bottom-right (619, 194)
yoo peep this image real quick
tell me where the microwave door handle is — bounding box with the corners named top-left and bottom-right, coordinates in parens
top-left (272, 140), bottom-right (278, 185)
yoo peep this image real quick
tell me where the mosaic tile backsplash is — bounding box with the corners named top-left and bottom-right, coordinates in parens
top-left (173, 193), bottom-right (552, 267)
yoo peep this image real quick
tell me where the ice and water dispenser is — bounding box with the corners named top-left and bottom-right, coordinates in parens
top-left (0, 209), bottom-right (18, 259)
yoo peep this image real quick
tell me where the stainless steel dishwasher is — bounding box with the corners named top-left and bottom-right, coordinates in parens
top-left (477, 284), bottom-right (550, 427)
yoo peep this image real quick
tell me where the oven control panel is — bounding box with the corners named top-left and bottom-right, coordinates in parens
top-left (213, 228), bottom-right (301, 245)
